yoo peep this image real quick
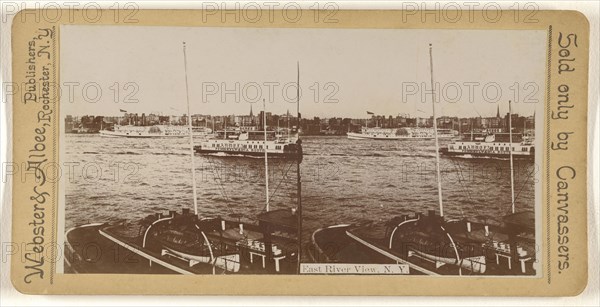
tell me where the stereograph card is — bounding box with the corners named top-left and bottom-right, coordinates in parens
top-left (7, 8), bottom-right (590, 295)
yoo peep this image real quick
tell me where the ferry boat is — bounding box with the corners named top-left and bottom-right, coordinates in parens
top-left (64, 46), bottom-right (303, 275)
top-left (100, 124), bottom-right (211, 138)
top-left (309, 44), bottom-right (537, 276)
top-left (347, 127), bottom-right (457, 140)
top-left (440, 132), bottom-right (534, 159)
top-left (194, 129), bottom-right (302, 158)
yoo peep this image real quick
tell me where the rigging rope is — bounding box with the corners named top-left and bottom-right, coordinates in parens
top-left (204, 157), bottom-right (236, 215)
top-left (204, 156), bottom-right (296, 216)
top-left (267, 159), bottom-right (296, 205)
top-left (511, 161), bottom-right (536, 213)
top-left (447, 159), bottom-right (474, 219)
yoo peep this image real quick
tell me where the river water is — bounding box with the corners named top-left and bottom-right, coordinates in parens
top-left (64, 134), bottom-right (536, 256)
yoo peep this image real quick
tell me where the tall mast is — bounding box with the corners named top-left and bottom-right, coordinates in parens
top-left (470, 118), bottom-right (473, 141)
top-left (263, 99), bottom-right (270, 212)
top-left (182, 42), bottom-right (198, 215)
top-left (509, 100), bottom-right (515, 214)
top-left (296, 61), bottom-right (302, 273)
top-left (429, 44), bottom-right (443, 217)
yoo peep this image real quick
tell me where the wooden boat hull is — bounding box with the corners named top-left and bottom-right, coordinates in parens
top-left (308, 224), bottom-right (437, 275)
top-left (64, 223), bottom-right (192, 274)
top-left (65, 209), bottom-right (300, 275)
top-left (310, 212), bottom-right (537, 276)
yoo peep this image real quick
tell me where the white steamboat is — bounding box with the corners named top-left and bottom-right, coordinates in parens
top-left (347, 127), bottom-right (457, 140)
top-left (194, 129), bottom-right (302, 158)
top-left (100, 125), bottom-right (211, 138)
top-left (440, 133), bottom-right (534, 159)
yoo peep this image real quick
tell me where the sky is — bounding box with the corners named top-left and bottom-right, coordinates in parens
top-left (61, 26), bottom-right (546, 118)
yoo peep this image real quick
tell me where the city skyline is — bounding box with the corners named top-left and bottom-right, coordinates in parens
top-left (65, 107), bottom-right (535, 136)
top-left (65, 102), bottom-right (536, 124)
top-left (64, 101), bottom-right (537, 119)
top-left (61, 26), bottom-right (545, 118)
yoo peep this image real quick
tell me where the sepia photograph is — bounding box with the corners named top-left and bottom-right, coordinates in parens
top-left (58, 25), bottom-right (544, 277)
